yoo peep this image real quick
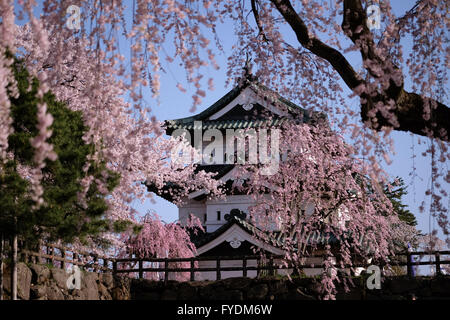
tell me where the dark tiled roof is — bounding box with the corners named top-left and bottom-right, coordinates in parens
top-left (189, 215), bottom-right (259, 248)
top-left (144, 180), bottom-right (181, 202)
top-left (190, 215), bottom-right (341, 251)
top-left (168, 84), bottom-right (245, 125)
top-left (163, 76), bottom-right (325, 135)
top-left (165, 117), bottom-right (290, 132)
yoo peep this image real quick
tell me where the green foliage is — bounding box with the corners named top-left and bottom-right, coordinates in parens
top-left (132, 223), bottom-right (144, 235)
top-left (0, 160), bottom-right (35, 236)
top-left (0, 58), bottom-right (120, 248)
top-left (384, 177), bottom-right (417, 227)
top-left (113, 220), bottom-right (135, 233)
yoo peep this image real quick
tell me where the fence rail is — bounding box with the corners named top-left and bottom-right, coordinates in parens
top-left (20, 243), bottom-right (112, 272)
top-left (14, 244), bottom-right (450, 282)
top-left (111, 251), bottom-right (450, 282)
top-left (404, 251), bottom-right (450, 277)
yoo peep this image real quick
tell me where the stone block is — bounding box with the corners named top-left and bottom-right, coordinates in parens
top-left (161, 289), bottom-right (177, 300)
top-left (247, 284), bottom-right (269, 300)
top-left (3, 262), bottom-right (32, 300)
top-left (46, 283), bottom-right (65, 300)
top-left (51, 268), bottom-right (69, 290)
top-left (30, 264), bottom-right (51, 285)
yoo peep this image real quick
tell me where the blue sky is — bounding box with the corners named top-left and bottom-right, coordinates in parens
top-left (13, 1), bottom-right (447, 240)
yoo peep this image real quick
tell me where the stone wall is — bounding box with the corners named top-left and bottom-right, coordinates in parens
top-left (1, 263), bottom-right (449, 300)
top-left (1, 262), bottom-right (130, 300)
top-left (130, 275), bottom-right (450, 300)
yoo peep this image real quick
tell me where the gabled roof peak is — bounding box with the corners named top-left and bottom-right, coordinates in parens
top-left (163, 77), bottom-right (326, 135)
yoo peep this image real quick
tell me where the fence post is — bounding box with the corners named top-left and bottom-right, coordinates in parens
top-left (406, 252), bottom-right (413, 278)
top-left (47, 246), bottom-right (52, 265)
top-left (269, 256), bottom-right (274, 276)
top-left (0, 234), bottom-right (3, 301)
top-left (216, 258), bottom-right (221, 280)
top-left (164, 259), bottom-right (169, 283)
top-left (435, 253), bottom-right (441, 276)
top-left (190, 258), bottom-right (195, 281)
top-left (256, 256), bottom-right (260, 277)
top-left (138, 260), bottom-right (143, 279)
top-left (92, 255), bottom-right (98, 272)
top-left (38, 241), bottom-right (43, 264)
top-left (61, 250), bottom-right (65, 270)
top-left (51, 247), bottom-right (55, 266)
top-left (243, 257), bottom-right (247, 277)
top-left (112, 260), bottom-right (117, 275)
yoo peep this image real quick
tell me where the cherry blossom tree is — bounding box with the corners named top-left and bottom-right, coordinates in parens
top-left (0, 0), bottom-right (223, 299)
top-left (1, 4), bottom-right (222, 242)
top-left (236, 121), bottom-right (418, 299)
top-left (416, 232), bottom-right (450, 275)
top-left (119, 212), bottom-right (204, 281)
top-left (0, 0), bottom-right (448, 299)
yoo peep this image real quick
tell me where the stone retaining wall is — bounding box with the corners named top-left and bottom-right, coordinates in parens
top-left (1, 262), bottom-right (130, 300)
top-left (130, 275), bottom-right (450, 300)
top-left (1, 263), bottom-right (449, 300)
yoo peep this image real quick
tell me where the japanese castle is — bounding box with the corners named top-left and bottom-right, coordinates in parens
top-left (149, 73), bottom-right (330, 279)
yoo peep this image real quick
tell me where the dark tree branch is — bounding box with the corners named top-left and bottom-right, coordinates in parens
top-left (271, 0), bottom-right (364, 91)
top-left (270, 0), bottom-right (450, 141)
top-left (341, 0), bottom-right (448, 139)
top-left (396, 0), bottom-right (423, 27)
top-left (251, 0), bottom-right (269, 42)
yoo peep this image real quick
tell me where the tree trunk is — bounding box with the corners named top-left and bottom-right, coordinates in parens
top-left (11, 233), bottom-right (17, 300)
top-left (0, 233), bottom-right (4, 301)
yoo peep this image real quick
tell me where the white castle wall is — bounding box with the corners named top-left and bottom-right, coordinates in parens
top-left (178, 195), bottom-right (256, 232)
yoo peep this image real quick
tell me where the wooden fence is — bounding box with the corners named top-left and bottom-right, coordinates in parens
top-left (20, 243), bottom-right (112, 272)
top-left (404, 250), bottom-right (450, 277)
top-left (14, 245), bottom-right (450, 282)
top-left (111, 251), bottom-right (450, 282)
top-left (112, 255), bottom-right (281, 282)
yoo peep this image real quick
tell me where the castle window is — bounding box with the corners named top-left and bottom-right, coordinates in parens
top-left (217, 211), bottom-right (221, 221)
top-left (204, 213), bottom-right (207, 222)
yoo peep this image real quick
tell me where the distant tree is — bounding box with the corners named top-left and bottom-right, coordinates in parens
top-left (384, 177), bottom-right (417, 227)
top-left (120, 212), bottom-right (203, 281)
